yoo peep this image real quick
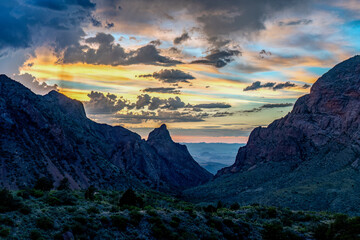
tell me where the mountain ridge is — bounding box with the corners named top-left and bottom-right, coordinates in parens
top-left (0, 74), bottom-right (212, 192)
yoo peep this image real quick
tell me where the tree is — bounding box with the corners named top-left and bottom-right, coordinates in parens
top-left (57, 177), bottom-right (70, 190)
top-left (34, 177), bottom-right (54, 191)
top-left (85, 185), bottom-right (96, 201)
top-left (118, 188), bottom-right (144, 208)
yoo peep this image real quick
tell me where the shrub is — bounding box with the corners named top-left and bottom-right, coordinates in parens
top-left (230, 202), bottom-right (240, 210)
top-left (129, 210), bottom-right (143, 226)
top-left (57, 177), bottom-right (70, 190)
top-left (34, 177), bottom-right (54, 191)
top-left (169, 216), bottom-right (181, 228)
top-left (0, 226), bottom-right (10, 237)
top-left (111, 215), bottom-right (128, 230)
top-left (87, 206), bottom-right (100, 214)
top-left (203, 205), bottom-right (217, 213)
top-left (0, 188), bottom-right (23, 212)
top-left (85, 185), bottom-right (96, 201)
top-left (29, 189), bottom-right (44, 198)
top-left (0, 216), bottom-right (14, 226)
top-left (29, 229), bottom-right (44, 240)
top-left (19, 205), bottom-right (32, 215)
top-left (46, 191), bottom-right (77, 206)
top-left (118, 188), bottom-right (144, 208)
top-left (36, 216), bottom-right (54, 230)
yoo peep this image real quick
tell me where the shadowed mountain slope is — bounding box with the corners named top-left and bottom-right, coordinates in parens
top-left (0, 74), bottom-right (212, 191)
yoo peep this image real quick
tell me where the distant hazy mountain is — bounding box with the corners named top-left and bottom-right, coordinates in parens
top-left (184, 142), bottom-right (243, 174)
top-left (185, 56), bottom-right (360, 214)
top-left (0, 75), bottom-right (212, 191)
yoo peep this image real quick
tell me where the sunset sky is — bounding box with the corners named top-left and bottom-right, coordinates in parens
top-left (1, 0), bottom-right (359, 142)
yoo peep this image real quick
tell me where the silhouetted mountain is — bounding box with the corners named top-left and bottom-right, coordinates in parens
top-left (0, 75), bottom-right (212, 191)
top-left (185, 56), bottom-right (360, 213)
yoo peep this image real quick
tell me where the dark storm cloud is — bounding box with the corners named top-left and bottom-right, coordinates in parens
top-left (193, 103), bottom-right (231, 109)
top-left (278, 19), bottom-right (313, 26)
top-left (31, 0), bottom-right (95, 10)
top-left (191, 49), bottom-right (241, 68)
top-left (243, 81), bottom-right (299, 91)
top-left (173, 32), bottom-right (191, 45)
top-left (62, 33), bottom-right (181, 66)
top-left (0, 0), bottom-right (95, 52)
top-left (95, 0), bottom-right (314, 40)
top-left (142, 87), bottom-right (181, 94)
top-left (138, 69), bottom-right (195, 83)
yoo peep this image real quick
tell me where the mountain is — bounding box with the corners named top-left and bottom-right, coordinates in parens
top-left (184, 56), bottom-right (360, 214)
top-left (0, 74), bottom-right (212, 191)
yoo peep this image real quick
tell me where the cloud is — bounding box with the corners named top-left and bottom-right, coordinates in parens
top-left (278, 19), bottom-right (313, 26)
top-left (114, 110), bottom-right (206, 123)
top-left (236, 63), bottom-right (269, 73)
top-left (84, 91), bottom-right (128, 114)
top-left (0, 0), bottom-right (95, 52)
top-left (142, 87), bottom-right (180, 94)
top-left (273, 81), bottom-right (296, 90)
top-left (243, 81), bottom-right (275, 91)
top-left (191, 49), bottom-right (241, 68)
top-left (62, 32), bottom-right (181, 66)
top-left (303, 84), bottom-right (311, 89)
top-left (193, 103), bottom-right (231, 108)
top-left (173, 32), bottom-right (190, 45)
top-left (13, 73), bottom-right (58, 95)
top-left (243, 81), bottom-right (300, 91)
top-left (105, 22), bottom-right (115, 29)
top-left (240, 102), bottom-right (294, 113)
top-left (138, 69), bottom-right (195, 83)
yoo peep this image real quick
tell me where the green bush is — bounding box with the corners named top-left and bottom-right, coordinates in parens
top-left (111, 215), bottom-right (128, 230)
top-left (129, 210), bottom-right (143, 226)
top-left (118, 188), bottom-right (144, 208)
top-left (29, 229), bottom-right (44, 240)
top-left (36, 216), bottom-right (54, 230)
top-left (0, 188), bottom-right (23, 212)
top-left (203, 205), bottom-right (217, 213)
top-left (34, 177), bottom-right (54, 191)
top-left (46, 191), bottom-right (77, 206)
top-left (230, 202), bottom-right (240, 210)
top-left (169, 216), bottom-right (181, 228)
top-left (87, 206), bottom-right (100, 214)
top-left (0, 226), bottom-right (10, 237)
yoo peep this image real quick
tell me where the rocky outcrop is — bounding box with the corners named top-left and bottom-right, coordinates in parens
top-left (0, 74), bottom-right (211, 191)
top-left (218, 55), bottom-right (360, 175)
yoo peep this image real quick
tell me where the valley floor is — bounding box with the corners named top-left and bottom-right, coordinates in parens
top-left (0, 188), bottom-right (359, 240)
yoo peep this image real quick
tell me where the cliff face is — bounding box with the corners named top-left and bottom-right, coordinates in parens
top-left (218, 55), bottom-right (360, 175)
top-left (0, 75), bottom-right (211, 191)
top-left (184, 56), bottom-right (360, 214)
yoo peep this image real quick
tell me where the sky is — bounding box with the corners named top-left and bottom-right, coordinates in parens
top-left (1, 0), bottom-right (359, 143)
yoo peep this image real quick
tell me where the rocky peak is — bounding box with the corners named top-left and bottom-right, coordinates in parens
top-left (43, 90), bottom-right (87, 119)
top-left (147, 124), bottom-right (173, 144)
top-left (217, 55), bottom-right (360, 176)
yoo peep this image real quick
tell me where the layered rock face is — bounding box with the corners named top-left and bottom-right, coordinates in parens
top-left (218, 55), bottom-right (360, 175)
top-left (0, 75), bottom-right (211, 191)
top-left (185, 56), bottom-right (360, 214)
